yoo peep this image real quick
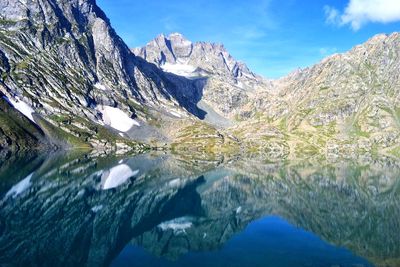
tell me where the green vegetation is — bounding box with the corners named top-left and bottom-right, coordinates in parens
top-left (0, 18), bottom-right (17, 26)
top-left (171, 121), bottom-right (240, 155)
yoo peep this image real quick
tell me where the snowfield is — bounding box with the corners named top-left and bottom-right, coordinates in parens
top-left (161, 62), bottom-right (197, 77)
top-left (3, 96), bottom-right (36, 124)
top-left (98, 105), bottom-right (140, 132)
top-left (169, 110), bottom-right (183, 118)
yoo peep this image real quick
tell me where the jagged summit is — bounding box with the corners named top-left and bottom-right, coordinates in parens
top-left (133, 32), bottom-right (273, 121)
top-left (133, 32), bottom-right (263, 83)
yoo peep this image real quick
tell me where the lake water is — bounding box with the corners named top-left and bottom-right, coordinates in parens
top-left (0, 152), bottom-right (399, 267)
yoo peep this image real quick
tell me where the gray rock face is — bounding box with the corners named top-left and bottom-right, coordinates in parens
top-left (134, 33), bottom-right (259, 82)
top-left (0, 0), bottom-right (206, 148)
top-left (273, 33), bottom-right (400, 149)
top-left (134, 33), bottom-right (273, 120)
top-left (228, 32), bottom-right (400, 157)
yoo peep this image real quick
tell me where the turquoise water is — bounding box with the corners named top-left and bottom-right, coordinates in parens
top-left (0, 152), bottom-right (399, 266)
top-left (113, 216), bottom-right (373, 267)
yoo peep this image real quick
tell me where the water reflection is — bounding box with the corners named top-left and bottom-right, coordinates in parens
top-left (0, 152), bottom-right (399, 267)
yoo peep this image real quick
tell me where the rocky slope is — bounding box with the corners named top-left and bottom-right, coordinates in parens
top-left (229, 32), bottom-right (400, 159)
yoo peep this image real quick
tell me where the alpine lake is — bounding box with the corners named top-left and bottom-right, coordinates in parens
top-left (0, 151), bottom-right (399, 267)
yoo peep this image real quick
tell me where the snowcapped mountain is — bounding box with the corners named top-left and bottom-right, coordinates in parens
top-left (133, 33), bottom-right (262, 83)
top-left (134, 33), bottom-right (273, 121)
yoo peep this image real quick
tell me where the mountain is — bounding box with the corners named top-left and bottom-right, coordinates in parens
top-left (135, 32), bottom-right (400, 158)
top-left (133, 33), bottom-right (263, 85)
top-left (0, 0), bottom-right (205, 151)
top-left (0, 0), bottom-right (399, 159)
top-left (230, 32), bottom-right (400, 158)
top-left (134, 33), bottom-right (273, 123)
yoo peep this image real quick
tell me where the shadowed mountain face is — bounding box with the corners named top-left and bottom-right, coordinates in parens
top-left (0, 0), bottom-right (209, 149)
top-left (0, 152), bottom-right (399, 267)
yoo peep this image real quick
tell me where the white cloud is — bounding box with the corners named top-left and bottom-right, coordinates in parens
top-left (324, 6), bottom-right (340, 25)
top-left (325, 0), bottom-right (400, 30)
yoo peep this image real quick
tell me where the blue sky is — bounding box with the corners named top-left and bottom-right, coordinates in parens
top-left (97, 0), bottom-right (400, 78)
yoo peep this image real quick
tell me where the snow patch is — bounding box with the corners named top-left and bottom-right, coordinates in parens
top-left (4, 96), bottom-right (36, 124)
top-left (98, 106), bottom-right (140, 132)
top-left (161, 63), bottom-right (197, 77)
top-left (5, 173), bottom-right (34, 198)
top-left (169, 110), bottom-right (182, 118)
top-left (94, 82), bottom-right (108, 91)
top-left (158, 217), bottom-right (193, 234)
top-left (102, 164), bottom-right (139, 190)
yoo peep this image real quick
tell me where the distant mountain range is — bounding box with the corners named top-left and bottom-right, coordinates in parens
top-left (0, 0), bottom-right (399, 159)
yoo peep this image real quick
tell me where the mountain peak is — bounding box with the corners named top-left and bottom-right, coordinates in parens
top-left (168, 32), bottom-right (186, 38)
top-left (134, 33), bottom-right (262, 83)
top-left (167, 32), bottom-right (192, 47)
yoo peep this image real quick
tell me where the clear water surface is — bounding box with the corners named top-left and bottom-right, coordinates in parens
top-left (0, 152), bottom-right (399, 267)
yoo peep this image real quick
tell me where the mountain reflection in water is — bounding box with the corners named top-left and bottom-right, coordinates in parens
top-left (0, 152), bottom-right (399, 267)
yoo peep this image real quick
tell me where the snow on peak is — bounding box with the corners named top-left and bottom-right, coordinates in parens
top-left (161, 62), bottom-right (197, 77)
top-left (169, 32), bottom-right (192, 46)
top-left (169, 32), bottom-right (184, 37)
top-left (97, 105), bottom-right (140, 132)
